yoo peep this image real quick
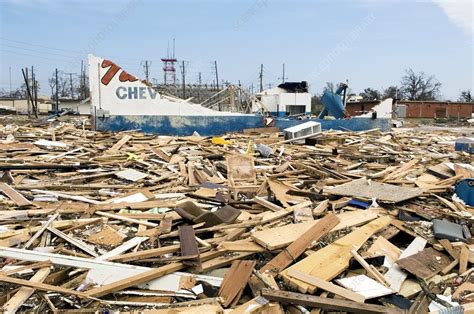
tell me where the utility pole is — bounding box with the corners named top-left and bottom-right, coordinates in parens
top-left (55, 69), bottom-right (59, 113)
top-left (279, 63), bottom-right (287, 84)
top-left (65, 72), bottom-right (76, 99)
top-left (80, 60), bottom-right (84, 100)
top-left (22, 67), bottom-right (37, 118)
top-left (8, 67), bottom-right (12, 97)
top-left (181, 60), bottom-right (186, 99)
top-left (259, 64), bottom-right (263, 92)
top-left (197, 72), bottom-right (201, 102)
top-left (214, 61), bottom-right (219, 91)
top-left (30, 66), bottom-right (38, 117)
top-left (25, 67), bottom-right (30, 116)
top-left (144, 61), bottom-right (151, 82)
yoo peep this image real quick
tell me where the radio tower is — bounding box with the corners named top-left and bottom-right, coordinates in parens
top-left (161, 38), bottom-right (177, 85)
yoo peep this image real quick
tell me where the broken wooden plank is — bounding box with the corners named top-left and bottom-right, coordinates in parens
top-left (252, 210), bottom-right (378, 250)
top-left (218, 260), bottom-right (256, 307)
top-left (287, 269), bottom-right (365, 303)
top-left (0, 274), bottom-right (93, 299)
top-left (260, 213), bottom-right (340, 275)
top-left (0, 182), bottom-right (31, 207)
top-left (261, 289), bottom-right (402, 314)
top-left (2, 267), bottom-right (51, 313)
top-left (281, 216), bottom-right (391, 293)
top-left (179, 225), bottom-right (201, 270)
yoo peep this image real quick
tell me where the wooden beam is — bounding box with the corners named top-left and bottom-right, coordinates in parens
top-left (0, 274), bottom-right (93, 299)
top-left (261, 289), bottom-right (401, 314)
top-left (95, 211), bottom-right (158, 227)
top-left (254, 196), bottom-right (285, 212)
top-left (460, 245), bottom-right (469, 274)
top-left (85, 262), bottom-right (184, 298)
top-left (0, 182), bottom-right (31, 207)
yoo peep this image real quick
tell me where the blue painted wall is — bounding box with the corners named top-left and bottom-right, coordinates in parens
top-left (95, 115), bottom-right (264, 136)
top-left (95, 115), bottom-right (390, 135)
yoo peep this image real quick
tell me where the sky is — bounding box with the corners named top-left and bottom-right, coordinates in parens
top-left (0, 0), bottom-right (473, 100)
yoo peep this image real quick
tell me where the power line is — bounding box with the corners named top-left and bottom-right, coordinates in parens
top-left (1, 49), bottom-right (75, 63)
top-left (0, 43), bottom-right (79, 59)
top-left (0, 37), bottom-right (83, 54)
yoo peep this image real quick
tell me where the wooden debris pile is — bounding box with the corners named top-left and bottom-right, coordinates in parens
top-left (0, 117), bottom-right (473, 313)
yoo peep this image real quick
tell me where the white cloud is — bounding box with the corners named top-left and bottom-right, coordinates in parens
top-left (433, 0), bottom-right (473, 35)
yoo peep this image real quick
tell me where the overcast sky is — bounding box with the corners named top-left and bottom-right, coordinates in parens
top-left (0, 0), bottom-right (473, 100)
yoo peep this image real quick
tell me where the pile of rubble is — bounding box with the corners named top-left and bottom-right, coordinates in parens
top-left (0, 116), bottom-right (473, 313)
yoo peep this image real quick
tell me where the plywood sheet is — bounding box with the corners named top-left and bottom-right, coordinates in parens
top-left (326, 178), bottom-right (423, 203)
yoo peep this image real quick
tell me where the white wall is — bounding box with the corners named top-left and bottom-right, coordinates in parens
top-left (252, 92), bottom-right (311, 114)
top-left (0, 99), bottom-right (51, 113)
top-left (88, 54), bottom-right (245, 117)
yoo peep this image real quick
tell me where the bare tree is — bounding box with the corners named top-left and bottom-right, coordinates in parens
top-left (382, 86), bottom-right (398, 99)
top-left (458, 89), bottom-right (472, 102)
top-left (48, 71), bottom-right (72, 99)
top-left (400, 69), bottom-right (441, 100)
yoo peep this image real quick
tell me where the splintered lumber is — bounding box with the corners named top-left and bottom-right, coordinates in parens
top-left (0, 182), bottom-right (31, 207)
top-left (287, 270), bottom-right (365, 303)
top-left (261, 289), bottom-right (401, 314)
top-left (108, 134), bottom-right (132, 152)
top-left (3, 267), bottom-right (51, 313)
top-left (218, 260), bottom-right (256, 307)
top-left (260, 213), bottom-right (340, 275)
top-left (179, 225), bottom-right (201, 269)
top-left (384, 236), bottom-right (427, 292)
top-left (326, 178), bottom-right (423, 203)
top-left (252, 210), bottom-right (378, 250)
top-left (281, 216), bottom-right (391, 293)
top-left (2, 116), bottom-right (473, 311)
top-left (85, 262), bottom-right (184, 298)
top-left (396, 247), bottom-right (452, 280)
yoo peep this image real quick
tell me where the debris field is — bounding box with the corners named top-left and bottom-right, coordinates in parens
top-left (0, 117), bottom-right (473, 313)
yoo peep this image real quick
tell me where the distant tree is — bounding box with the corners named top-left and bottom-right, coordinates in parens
top-left (458, 89), bottom-right (472, 102)
top-left (48, 71), bottom-right (72, 99)
top-left (400, 69), bottom-right (441, 100)
top-left (323, 82), bottom-right (335, 93)
top-left (311, 94), bottom-right (323, 114)
top-left (359, 88), bottom-right (381, 101)
top-left (382, 86), bottom-right (398, 99)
